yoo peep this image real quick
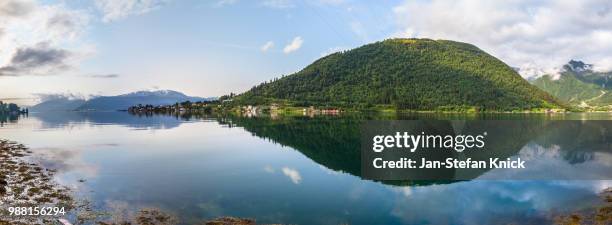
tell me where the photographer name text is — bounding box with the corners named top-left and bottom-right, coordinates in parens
top-left (372, 157), bottom-right (525, 169)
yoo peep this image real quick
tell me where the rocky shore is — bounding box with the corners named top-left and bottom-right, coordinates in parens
top-left (0, 139), bottom-right (75, 225)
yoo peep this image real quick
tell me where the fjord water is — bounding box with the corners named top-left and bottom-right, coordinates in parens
top-left (1, 112), bottom-right (611, 225)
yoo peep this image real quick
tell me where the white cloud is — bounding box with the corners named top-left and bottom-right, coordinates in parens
top-left (316, 0), bottom-right (346, 5)
top-left (95, 0), bottom-right (168, 22)
top-left (283, 36), bottom-right (303, 54)
top-left (215, 0), bottom-right (238, 7)
top-left (393, 0), bottom-right (612, 78)
top-left (261, 0), bottom-right (347, 8)
top-left (320, 46), bottom-right (347, 57)
top-left (281, 167), bottom-right (302, 184)
top-left (34, 92), bottom-right (87, 102)
top-left (262, 0), bottom-right (295, 9)
top-left (0, 0), bottom-right (91, 76)
top-left (260, 41), bottom-right (274, 52)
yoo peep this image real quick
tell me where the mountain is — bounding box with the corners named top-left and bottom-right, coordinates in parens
top-left (31, 90), bottom-right (214, 112)
top-left (30, 97), bottom-right (86, 112)
top-left (237, 38), bottom-right (560, 111)
top-left (77, 90), bottom-right (212, 111)
top-left (532, 60), bottom-right (612, 109)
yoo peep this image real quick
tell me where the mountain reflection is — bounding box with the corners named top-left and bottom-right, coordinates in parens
top-left (19, 112), bottom-right (612, 183)
top-left (30, 111), bottom-right (204, 129)
top-left (2, 111), bottom-right (610, 224)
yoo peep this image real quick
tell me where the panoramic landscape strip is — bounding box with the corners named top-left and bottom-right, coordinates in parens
top-left (1, 0), bottom-right (612, 225)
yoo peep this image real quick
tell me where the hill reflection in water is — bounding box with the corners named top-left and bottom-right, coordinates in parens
top-left (0, 111), bottom-right (608, 224)
top-left (216, 113), bottom-right (612, 182)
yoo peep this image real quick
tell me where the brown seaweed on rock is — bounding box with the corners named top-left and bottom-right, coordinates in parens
top-left (555, 188), bottom-right (612, 225)
top-left (203, 217), bottom-right (256, 225)
top-left (0, 139), bottom-right (75, 225)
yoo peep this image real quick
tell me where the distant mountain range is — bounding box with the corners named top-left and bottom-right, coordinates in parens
top-left (531, 60), bottom-right (612, 109)
top-left (31, 90), bottom-right (215, 112)
top-left (29, 97), bottom-right (87, 112)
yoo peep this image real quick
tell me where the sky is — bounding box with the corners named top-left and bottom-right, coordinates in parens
top-left (0, 0), bottom-right (611, 106)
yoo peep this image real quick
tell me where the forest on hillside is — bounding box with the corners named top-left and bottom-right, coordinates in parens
top-left (237, 39), bottom-right (559, 111)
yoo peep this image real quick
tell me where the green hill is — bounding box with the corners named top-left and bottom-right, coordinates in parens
top-left (237, 38), bottom-right (561, 111)
top-left (531, 60), bottom-right (612, 109)
top-left (531, 73), bottom-right (605, 106)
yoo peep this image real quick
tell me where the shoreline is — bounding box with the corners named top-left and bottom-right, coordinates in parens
top-left (0, 139), bottom-right (74, 225)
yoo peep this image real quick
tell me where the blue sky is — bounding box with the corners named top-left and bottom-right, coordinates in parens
top-left (80, 0), bottom-right (398, 96)
top-left (1, 0), bottom-right (611, 105)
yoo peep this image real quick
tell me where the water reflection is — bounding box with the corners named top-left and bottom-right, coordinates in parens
top-left (0, 112), bottom-right (24, 127)
top-left (389, 180), bottom-right (611, 225)
top-left (28, 147), bottom-right (100, 186)
top-left (30, 111), bottom-right (207, 129)
top-left (5, 112), bottom-right (612, 182)
top-left (0, 112), bottom-right (609, 225)
top-left (219, 114), bottom-right (612, 181)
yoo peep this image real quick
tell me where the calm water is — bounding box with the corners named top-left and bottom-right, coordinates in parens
top-left (1, 112), bottom-right (611, 225)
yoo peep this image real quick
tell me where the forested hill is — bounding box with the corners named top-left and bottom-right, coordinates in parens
top-left (237, 38), bottom-right (561, 111)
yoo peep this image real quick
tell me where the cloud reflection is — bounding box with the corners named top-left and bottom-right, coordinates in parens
top-left (390, 180), bottom-right (611, 225)
top-left (479, 143), bottom-right (612, 179)
top-left (29, 147), bottom-right (99, 187)
top-left (281, 167), bottom-right (302, 184)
